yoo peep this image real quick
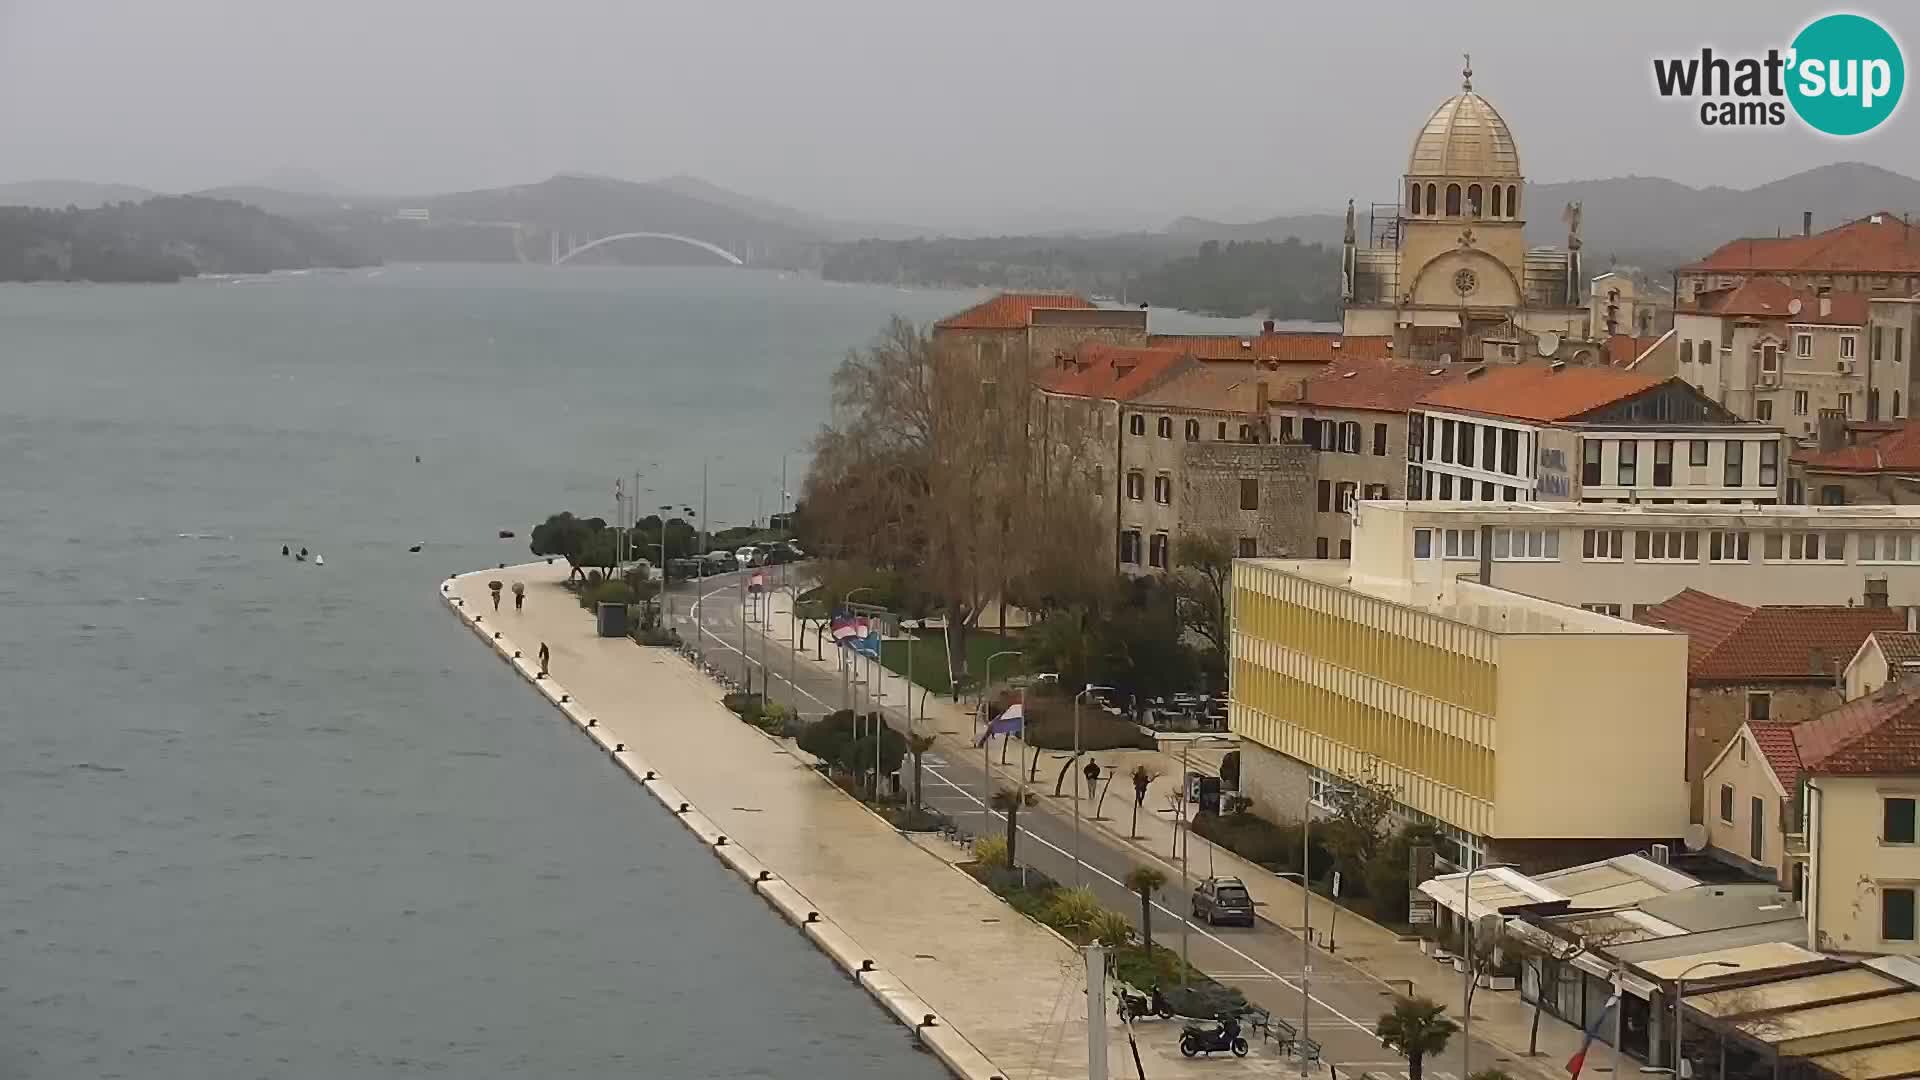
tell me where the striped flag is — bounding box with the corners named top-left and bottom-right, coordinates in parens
top-left (831, 612), bottom-right (859, 642)
top-left (1566, 988), bottom-right (1621, 1078)
top-left (749, 571), bottom-right (765, 593)
top-left (975, 702), bottom-right (1025, 746)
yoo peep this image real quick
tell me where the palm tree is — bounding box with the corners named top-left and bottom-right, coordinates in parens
top-left (990, 787), bottom-right (1036, 867)
top-left (1124, 865), bottom-right (1168, 953)
top-left (906, 733), bottom-right (937, 811)
top-left (1376, 996), bottom-right (1459, 1080)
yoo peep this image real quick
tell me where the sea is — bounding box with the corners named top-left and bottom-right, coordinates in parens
top-left (0, 263), bottom-right (1263, 1079)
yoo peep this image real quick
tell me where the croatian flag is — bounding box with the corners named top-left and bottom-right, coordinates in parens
top-left (975, 702), bottom-right (1025, 746)
top-left (1565, 988), bottom-right (1620, 1078)
top-left (748, 571), bottom-right (765, 594)
top-left (831, 613), bottom-right (859, 642)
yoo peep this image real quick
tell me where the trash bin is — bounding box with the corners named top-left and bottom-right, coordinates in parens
top-left (596, 602), bottom-right (629, 638)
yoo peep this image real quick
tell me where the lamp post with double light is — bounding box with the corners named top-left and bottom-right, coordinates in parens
top-left (1071, 684), bottom-right (1115, 886)
top-left (980, 650), bottom-right (1022, 839)
top-left (1460, 860), bottom-right (1516, 1080)
top-left (1671, 960), bottom-right (1739, 1078)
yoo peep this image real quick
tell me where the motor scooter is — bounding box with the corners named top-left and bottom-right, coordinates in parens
top-left (1178, 1015), bottom-right (1248, 1058)
top-left (1114, 984), bottom-right (1174, 1022)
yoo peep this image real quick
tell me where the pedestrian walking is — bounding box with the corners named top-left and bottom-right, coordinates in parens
top-left (538, 642), bottom-right (550, 676)
top-left (492, 589), bottom-right (501, 611)
top-left (513, 581), bottom-right (525, 612)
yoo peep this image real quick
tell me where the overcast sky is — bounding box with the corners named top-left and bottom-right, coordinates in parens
top-left (1, 1), bottom-right (1915, 232)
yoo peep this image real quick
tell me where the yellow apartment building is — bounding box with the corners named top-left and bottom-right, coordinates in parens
top-left (1231, 559), bottom-right (1689, 868)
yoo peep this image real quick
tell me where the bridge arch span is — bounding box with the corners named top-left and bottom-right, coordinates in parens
top-left (554, 232), bottom-right (745, 267)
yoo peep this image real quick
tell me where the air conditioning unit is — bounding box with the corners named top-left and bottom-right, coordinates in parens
top-left (1649, 843), bottom-right (1672, 866)
top-left (1757, 372), bottom-right (1780, 388)
top-left (1838, 360), bottom-right (1856, 374)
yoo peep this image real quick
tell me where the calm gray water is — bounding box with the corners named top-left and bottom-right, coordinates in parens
top-left (0, 264), bottom-right (1259, 1079)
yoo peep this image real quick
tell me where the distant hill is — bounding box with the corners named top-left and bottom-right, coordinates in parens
top-left (1162, 163), bottom-right (1920, 273)
top-left (0, 179), bottom-right (162, 209)
top-left (0, 196), bottom-right (374, 282)
top-left (190, 185), bottom-right (374, 219)
top-left (654, 174), bottom-right (931, 241)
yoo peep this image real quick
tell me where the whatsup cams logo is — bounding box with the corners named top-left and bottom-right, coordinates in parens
top-left (1653, 12), bottom-right (1904, 135)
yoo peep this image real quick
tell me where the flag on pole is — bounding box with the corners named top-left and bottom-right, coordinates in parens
top-left (831, 612), bottom-right (859, 642)
top-left (749, 571), bottom-right (765, 594)
top-left (975, 702), bottom-right (1025, 746)
top-left (1565, 988), bottom-right (1621, 1078)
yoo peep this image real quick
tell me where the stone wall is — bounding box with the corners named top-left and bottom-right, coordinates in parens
top-left (1685, 682), bottom-right (1841, 819)
top-left (1180, 441), bottom-right (1317, 559)
top-left (1237, 741), bottom-right (1314, 826)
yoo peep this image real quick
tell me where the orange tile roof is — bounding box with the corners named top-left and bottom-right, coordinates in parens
top-left (1604, 333), bottom-right (1666, 368)
top-left (1792, 687), bottom-right (1920, 777)
top-left (1415, 364), bottom-right (1667, 423)
top-left (1146, 332), bottom-right (1394, 364)
top-left (1800, 419), bottom-right (1920, 474)
top-left (1748, 721), bottom-right (1805, 790)
top-left (1682, 212), bottom-right (1920, 276)
top-left (1273, 357), bottom-right (1466, 413)
top-left (1637, 588), bottom-right (1908, 681)
top-left (935, 291), bottom-right (1093, 330)
top-left (1130, 363), bottom-right (1270, 412)
top-left (1034, 343), bottom-right (1191, 402)
top-left (1872, 630), bottom-right (1920, 668)
top-left (1687, 278), bottom-right (1871, 325)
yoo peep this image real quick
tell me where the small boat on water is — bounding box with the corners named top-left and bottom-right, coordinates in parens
top-left (313, 555), bottom-right (325, 566)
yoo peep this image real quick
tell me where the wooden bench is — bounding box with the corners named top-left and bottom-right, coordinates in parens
top-left (1296, 1037), bottom-right (1323, 1065)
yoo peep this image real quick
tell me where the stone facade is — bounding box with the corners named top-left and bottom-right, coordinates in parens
top-left (1273, 408), bottom-right (1409, 557)
top-left (1178, 440), bottom-right (1316, 562)
top-left (1684, 683), bottom-right (1844, 821)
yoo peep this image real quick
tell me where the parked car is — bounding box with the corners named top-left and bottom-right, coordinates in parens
top-left (1191, 876), bottom-right (1255, 927)
top-left (734, 545), bottom-right (758, 566)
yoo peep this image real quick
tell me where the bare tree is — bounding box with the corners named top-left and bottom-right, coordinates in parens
top-left (1170, 529), bottom-right (1234, 661)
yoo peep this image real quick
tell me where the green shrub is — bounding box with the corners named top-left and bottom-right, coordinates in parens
top-left (972, 836), bottom-right (1009, 867)
top-left (1090, 910), bottom-right (1134, 948)
top-left (1040, 886), bottom-right (1107, 934)
top-left (578, 579), bottom-right (633, 610)
top-left (722, 692), bottom-right (765, 722)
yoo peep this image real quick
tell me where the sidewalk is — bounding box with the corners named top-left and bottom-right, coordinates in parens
top-left (757, 591), bottom-right (1597, 1080)
top-left (451, 563), bottom-right (1302, 1080)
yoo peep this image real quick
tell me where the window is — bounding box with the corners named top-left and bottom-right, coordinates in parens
top-left (1317, 480), bottom-right (1331, 512)
top-left (1634, 529), bottom-right (1699, 562)
top-left (1440, 528), bottom-right (1480, 559)
top-left (1751, 796), bottom-right (1765, 861)
top-left (1500, 429), bottom-right (1519, 475)
top-left (1153, 474), bottom-right (1171, 505)
top-left (1724, 441), bottom-right (1744, 487)
top-left (1409, 413), bottom-right (1424, 461)
top-left (1480, 482), bottom-right (1495, 500)
top-left (1841, 393), bottom-right (1854, 417)
top-left (1445, 183), bottom-right (1461, 216)
top-left (1759, 442), bottom-right (1778, 487)
top-left (1466, 184), bottom-right (1483, 216)
top-left (1339, 539), bottom-right (1351, 558)
top-left (1277, 416), bottom-right (1293, 441)
top-left (1681, 339), bottom-right (1694, 364)
top-left (1341, 421), bottom-right (1362, 454)
top-left (1885, 887), bottom-right (1917, 942)
top-left (1336, 482), bottom-right (1357, 512)
top-left (1217, 421), bottom-right (1227, 440)
top-left (1821, 484), bottom-right (1846, 506)
top-left (1184, 419), bottom-right (1200, 441)
top-left (1237, 537), bottom-right (1257, 558)
top-left (1794, 390), bottom-right (1809, 416)
top-left (1482, 427), bottom-right (1497, 470)
top-left (1458, 421), bottom-right (1476, 467)
top-left (1364, 483), bottom-right (1389, 500)
top-left (1507, 185), bottom-right (1518, 215)
top-left (1491, 528), bottom-right (1560, 560)
top-left (1504, 486), bottom-right (1518, 501)
top-left (1788, 478), bottom-right (1805, 504)
top-left (1796, 332), bottom-right (1813, 358)
top-left (1315, 537), bottom-right (1329, 559)
top-left (1761, 344), bottom-right (1779, 372)
top-left (1842, 335), bottom-right (1857, 360)
top-left (1490, 184), bottom-right (1503, 216)
top-left (1129, 414), bottom-right (1145, 436)
top-left (1582, 440), bottom-right (1602, 486)
top-left (1582, 603), bottom-right (1623, 617)
top-left (1440, 419), bottom-right (1455, 463)
top-left (1766, 531), bottom-right (1841, 560)
top-left (1408, 180), bottom-right (1421, 214)
top-left (1617, 440), bottom-right (1638, 486)
top-left (1240, 423), bottom-right (1254, 442)
top-left (1439, 473), bottom-right (1454, 499)
top-left (1125, 471), bottom-right (1145, 500)
top-left (1861, 532), bottom-right (1920, 563)
top-left (1792, 863), bottom-right (1806, 903)
top-left (1889, 798), bottom-right (1919, 844)
top-left (1156, 416), bottom-right (1172, 438)
top-left (1748, 692), bottom-right (1772, 722)
top-left (1708, 531), bottom-right (1750, 562)
top-left (1691, 439), bottom-right (1709, 467)
top-left (1582, 529), bottom-right (1624, 560)
top-left (1756, 399), bottom-right (1774, 421)
top-left (1239, 478), bottom-right (1258, 511)
top-left (1148, 532), bottom-right (1169, 569)
top-left (1413, 528), bottom-right (1434, 559)
top-left (1119, 529), bottom-right (1141, 564)
top-left (1699, 338), bottom-right (1714, 364)
top-left (1653, 440), bottom-right (1674, 487)
top-left (1373, 423), bottom-right (1389, 456)
top-left (1719, 784), bottom-right (1735, 824)
top-left (1900, 391), bottom-right (1906, 418)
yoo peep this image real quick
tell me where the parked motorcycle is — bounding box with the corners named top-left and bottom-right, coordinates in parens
top-left (1178, 1016), bottom-right (1248, 1058)
top-left (1115, 985), bottom-right (1174, 1022)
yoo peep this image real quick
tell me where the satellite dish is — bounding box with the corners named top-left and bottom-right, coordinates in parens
top-left (1788, 297), bottom-right (1804, 316)
top-left (1536, 331), bottom-right (1561, 356)
top-left (1683, 823), bottom-right (1709, 852)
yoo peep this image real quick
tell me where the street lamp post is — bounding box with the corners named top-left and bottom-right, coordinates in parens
top-left (657, 505), bottom-right (673, 630)
top-left (1072, 685), bottom-right (1115, 886)
top-left (841, 587), bottom-right (876, 712)
top-left (1459, 860), bottom-right (1517, 1080)
top-left (1172, 734), bottom-right (1237, 983)
top-left (1672, 961), bottom-right (1739, 1078)
top-left (979, 650), bottom-right (1021, 840)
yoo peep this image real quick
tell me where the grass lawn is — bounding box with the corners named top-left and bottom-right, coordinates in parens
top-left (878, 629), bottom-right (1022, 696)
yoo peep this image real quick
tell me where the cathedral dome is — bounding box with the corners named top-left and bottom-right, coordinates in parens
top-left (1406, 68), bottom-right (1520, 180)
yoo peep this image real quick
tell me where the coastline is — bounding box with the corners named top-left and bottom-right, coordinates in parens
top-left (439, 563), bottom-right (1021, 1080)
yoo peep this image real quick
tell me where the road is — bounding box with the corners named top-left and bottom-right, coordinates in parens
top-left (666, 571), bottom-right (1548, 1080)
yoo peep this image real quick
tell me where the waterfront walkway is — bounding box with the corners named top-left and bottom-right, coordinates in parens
top-left (448, 562), bottom-right (1296, 1080)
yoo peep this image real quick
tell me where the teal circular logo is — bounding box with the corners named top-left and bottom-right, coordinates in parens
top-left (1788, 13), bottom-right (1904, 136)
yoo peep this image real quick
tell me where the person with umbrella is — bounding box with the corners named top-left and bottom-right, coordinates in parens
top-left (512, 581), bottom-right (525, 612)
top-left (489, 580), bottom-right (503, 610)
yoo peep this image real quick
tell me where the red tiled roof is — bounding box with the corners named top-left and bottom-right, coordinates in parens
top-left (1035, 343), bottom-right (1190, 402)
top-left (1415, 365), bottom-right (1667, 423)
top-left (1793, 687), bottom-right (1920, 777)
top-left (1872, 631), bottom-right (1920, 668)
top-left (1800, 419), bottom-right (1920, 474)
top-left (1146, 332), bottom-right (1394, 364)
top-left (1604, 333), bottom-right (1666, 368)
top-left (1748, 721), bottom-right (1806, 790)
top-left (1636, 588), bottom-right (1908, 681)
top-left (1682, 212), bottom-right (1920, 276)
top-left (1130, 363), bottom-right (1271, 412)
top-left (1273, 358), bottom-right (1466, 413)
top-left (935, 292), bottom-right (1093, 330)
top-left (1687, 277), bottom-right (1871, 325)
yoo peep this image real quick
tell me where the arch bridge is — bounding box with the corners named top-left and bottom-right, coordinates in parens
top-left (550, 231), bottom-right (745, 267)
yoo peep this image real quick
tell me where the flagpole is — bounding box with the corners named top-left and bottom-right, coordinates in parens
top-left (1611, 966), bottom-right (1625, 1077)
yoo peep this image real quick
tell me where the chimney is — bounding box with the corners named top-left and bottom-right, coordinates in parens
top-left (1818, 408), bottom-right (1848, 451)
top-left (1803, 210), bottom-right (1813, 237)
top-left (1263, 319), bottom-right (1276, 334)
